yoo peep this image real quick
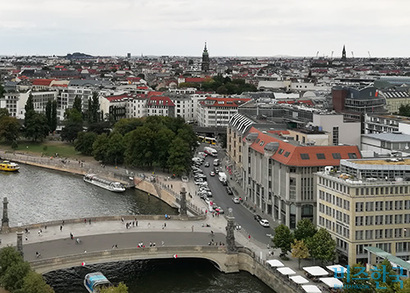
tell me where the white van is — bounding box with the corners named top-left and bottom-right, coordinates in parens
top-left (213, 159), bottom-right (220, 166)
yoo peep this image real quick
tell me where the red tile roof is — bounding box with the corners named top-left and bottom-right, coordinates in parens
top-left (147, 96), bottom-right (175, 107)
top-left (185, 77), bottom-right (207, 83)
top-left (31, 79), bottom-right (58, 86)
top-left (244, 127), bottom-right (361, 167)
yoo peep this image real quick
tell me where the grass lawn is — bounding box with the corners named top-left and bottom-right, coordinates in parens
top-left (0, 140), bottom-right (95, 162)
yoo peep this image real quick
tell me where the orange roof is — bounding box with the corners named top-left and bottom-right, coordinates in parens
top-left (31, 79), bottom-right (58, 86)
top-left (147, 91), bottom-right (164, 97)
top-left (244, 127), bottom-right (361, 167)
top-left (185, 77), bottom-right (206, 83)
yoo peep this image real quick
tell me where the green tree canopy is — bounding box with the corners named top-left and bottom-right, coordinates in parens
top-left (24, 112), bottom-right (49, 142)
top-left (273, 224), bottom-right (294, 256)
top-left (0, 116), bottom-right (20, 143)
top-left (0, 108), bottom-right (9, 119)
top-left (99, 282), bottom-right (128, 293)
top-left (92, 133), bottom-right (109, 162)
top-left (294, 219), bottom-right (317, 241)
top-left (342, 264), bottom-right (374, 293)
top-left (17, 270), bottom-right (54, 293)
top-left (124, 126), bottom-right (155, 167)
top-left (0, 260), bottom-right (31, 291)
top-left (73, 95), bottom-right (82, 113)
top-left (167, 136), bottom-right (191, 176)
top-left (113, 118), bottom-right (144, 136)
top-left (75, 132), bottom-right (98, 156)
top-left (307, 228), bottom-right (336, 264)
top-left (0, 246), bottom-right (24, 276)
top-left (105, 132), bottom-right (125, 165)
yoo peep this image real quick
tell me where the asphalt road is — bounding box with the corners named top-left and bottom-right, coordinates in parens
top-left (197, 147), bottom-right (275, 247)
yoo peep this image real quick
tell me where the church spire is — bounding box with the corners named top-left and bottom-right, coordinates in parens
top-left (201, 42), bottom-right (210, 72)
top-left (341, 45), bottom-right (346, 61)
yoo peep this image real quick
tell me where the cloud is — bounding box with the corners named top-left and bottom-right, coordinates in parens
top-left (0, 0), bottom-right (409, 56)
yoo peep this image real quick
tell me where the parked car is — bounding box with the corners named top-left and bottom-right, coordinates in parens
top-left (232, 197), bottom-right (240, 204)
top-left (210, 171), bottom-right (215, 177)
top-left (254, 214), bottom-right (262, 222)
top-left (204, 162), bottom-right (210, 167)
top-left (259, 219), bottom-right (270, 227)
top-left (215, 207), bottom-right (224, 214)
top-left (226, 186), bottom-right (233, 195)
top-left (181, 176), bottom-right (188, 182)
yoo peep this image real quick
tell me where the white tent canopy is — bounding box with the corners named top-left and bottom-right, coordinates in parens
top-left (266, 259), bottom-right (284, 267)
top-left (289, 275), bottom-right (309, 284)
top-left (320, 277), bottom-right (343, 288)
top-left (326, 264), bottom-right (346, 275)
top-left (303, 266), bottom-right (329, 276)
top-left (277, 267), bottom-right (296, 275)
top-left (301, 285), bottom-right (322, 293)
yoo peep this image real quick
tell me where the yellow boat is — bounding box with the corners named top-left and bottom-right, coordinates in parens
top-left (0, 161), bottom-right (20, 172)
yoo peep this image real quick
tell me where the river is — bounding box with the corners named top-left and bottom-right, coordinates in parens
top-left (0, 164), bottom-right (274, 292)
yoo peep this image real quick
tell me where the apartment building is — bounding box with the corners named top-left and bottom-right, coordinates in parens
top-left (316, 158), bottom-right (410, 266)
top-left (197, 97), bottom-right (250, 127)
top-left (241, 127), bottom-right (361, 228)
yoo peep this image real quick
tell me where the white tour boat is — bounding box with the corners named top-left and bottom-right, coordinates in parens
top-left (83, 174), bottom-right (126, 192)
top-left (84, 272), bottom-right (112, 292)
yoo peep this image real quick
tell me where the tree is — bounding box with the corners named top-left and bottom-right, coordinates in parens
top-left (75, 132), bottom-right (98, 156)
top-left (272, 224), bottom-right (294, 257)
top-left (61, 108), bottom-right (83, 142)
top-left (88, 92), bottom-right (100, 124)
top-left (17, 271), bottom-right (54, 293)
top-left (0, 108), bottom-right (9, 119)
top-left (307, 228), bottom-right (336, 264)
top-left (92, 133), bottom-right (109, 162)
top-left (371, 259), bottom-right (398, 293)
top-left (99, 282), bottom-right (128, 293)
top-left (45, 99), bottom-right (52, 131)
top-left (294, 219), bottom-right (317, 241)
top-left (155, 127), bottom-right (175, 170)
top-left (291, 239), bottom-right (310, 269)
top-left (113, 118), bottom-right (143, 136)
top-left (24, 112), bottom-right (49, 142)
top-left (50, 100), bottom-right (58, 133)
top-left (399, 104), bottom-right (410, 117)
top-left (0, 116), bottom-right (20, 143)
top-left (167, 137), bottom-right (191, 176)
top-left (0, 246), bottom-right (24, 276)
top-left (105, 132), bottom-right (125, 165)
top-left (73, 95), bottom-right (82, 114)
top-left (0, 84), bottom-right (5, 99)
top-left (124, 126), bottom-right (155, 167)
top-left (0, 260), bottom-right (31, 291)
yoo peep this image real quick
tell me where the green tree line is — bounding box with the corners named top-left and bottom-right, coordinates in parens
top-left (75, 116), bottom-right (197, 176)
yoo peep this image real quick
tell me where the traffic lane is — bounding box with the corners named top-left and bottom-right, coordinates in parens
top-left (23, 231), bottom-right (227, 262)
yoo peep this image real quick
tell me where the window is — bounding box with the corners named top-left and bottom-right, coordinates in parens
top-left (332, 153), bottom-right (341, 159)
top-left (355, 202), bottom-right (363, 212)
top-left (278, 149), bottom-right (284, 154)
top-left (284, 151), bottom-right (290, 157)
top-left (348, 153), bottom-right (358, 159)
top-left (365, 202), bottom-right (373, 212)
top-left (316, 153), bottom-right (326, 160)
top-left (365, 216), bottom-right (373, 225)
top-left (300, 153), bottom-right (310, 160)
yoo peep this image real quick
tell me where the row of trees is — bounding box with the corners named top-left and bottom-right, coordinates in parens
top-left (75, 116), bottom-right (198, 175)
top-left (179, 74), bottom-right (257, 95)
top-left (272, 219), bottom-right (336, 268)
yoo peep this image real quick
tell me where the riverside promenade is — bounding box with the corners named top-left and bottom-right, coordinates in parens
top-left (0, 150), bottom-right (328, 292)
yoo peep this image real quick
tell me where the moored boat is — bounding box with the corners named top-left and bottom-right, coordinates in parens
top-left (84, 272), bottom-right (112, 293)
top-left (0, 161), bottom-right (20, 172)
top-left (83, 174), bottom-right (125, 192)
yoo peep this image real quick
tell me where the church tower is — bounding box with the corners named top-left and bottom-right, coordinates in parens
top-left (341, 45), bottom-right (346, 61)
top-left (201, 43), bottom-right (210, 72)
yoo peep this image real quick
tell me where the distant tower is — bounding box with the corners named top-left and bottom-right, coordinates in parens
top-left (341, 45), bottom-right (347, 61)
top-left (201, 43), bottom-right (210, 72)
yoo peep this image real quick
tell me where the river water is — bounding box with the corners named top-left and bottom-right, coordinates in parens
top-left (1, 164), bottom-right (274, 292)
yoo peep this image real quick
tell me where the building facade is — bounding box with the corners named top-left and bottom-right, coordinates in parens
top-left (317, 158), bottom-right (410, 266)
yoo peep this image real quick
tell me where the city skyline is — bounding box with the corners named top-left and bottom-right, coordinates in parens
top-left (1, 0), bottom-right (409, 57)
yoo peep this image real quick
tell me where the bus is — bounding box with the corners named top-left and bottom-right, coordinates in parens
top-left (204, 137), bottom-right (217, 145)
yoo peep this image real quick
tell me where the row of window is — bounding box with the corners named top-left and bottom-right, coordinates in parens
top-left (319, 191), bottom-right (350, 210)
top-left (355, 200), bottom-right (410, 212)
top-left (319, 204), bottom-right (350, 224)
top-left (355, 185), bottom-right (409, 196)
top-left (355, 214), bottom-right (410, 226)
top-left (356, 228), bottom-right (408, 240)
top-left (318, 179), bottom-right (351, 195)
top-left (319, 217), bottom-right (350, 238)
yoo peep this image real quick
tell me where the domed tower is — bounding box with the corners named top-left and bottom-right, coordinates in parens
top-left (201, 42), bottom-right (210, 72)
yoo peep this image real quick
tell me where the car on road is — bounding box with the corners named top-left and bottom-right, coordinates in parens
top-left (215, 207), bottom-right (224, 214)
top-left (181, 176), bottom-right (188, 182)
top-left (259, 219), bottom-right (270, 227)
top-left (226, 186), bottom-right (233, 195)
top-left (210, 171), bottom-right (215, 176)
top-left (232, 197), bottom-right (240, 204)
top-left (254, 214), bottom-right (262, 222)
top-left (204, 162), bottom-right (210, 167)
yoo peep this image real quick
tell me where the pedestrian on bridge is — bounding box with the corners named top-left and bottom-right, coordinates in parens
top-left (70, 232), bottom-right (73, 240)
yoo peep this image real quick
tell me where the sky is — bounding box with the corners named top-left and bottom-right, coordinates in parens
top-left (1, 0), bottom-right (409, 58)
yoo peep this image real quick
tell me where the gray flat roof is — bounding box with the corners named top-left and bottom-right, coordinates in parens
top-left (362, 133), bottom-right (410, 142)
